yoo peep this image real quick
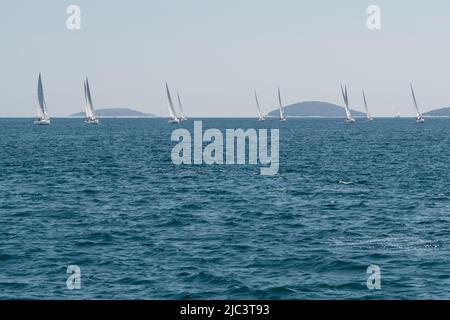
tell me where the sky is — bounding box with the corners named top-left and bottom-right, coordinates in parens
top-left (1, 0), bottom-right (450, 117)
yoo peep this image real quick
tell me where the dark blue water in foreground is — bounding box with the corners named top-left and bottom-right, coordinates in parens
top-left (0, 118), bottom-right (449, 299)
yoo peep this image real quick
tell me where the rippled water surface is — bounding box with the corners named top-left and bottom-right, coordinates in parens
top-left (0, 118), bottom-right (449, 299)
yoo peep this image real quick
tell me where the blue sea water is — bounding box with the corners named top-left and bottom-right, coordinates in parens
top-left (0, 118), bottom-right (449, 300)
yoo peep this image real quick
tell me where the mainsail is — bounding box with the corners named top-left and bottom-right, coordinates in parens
top-left (362, 89), bottom-right (372, 120)
top-left (84, 78), bottom-right (97, 120)
top-left (176, 91), bottom-right (187, 120)
top-left (254, 90), bottom-right (263, 119)
top-left (37, 73), bottom-right (49, 120)
top-left (166, 82), bottom-right (178, 120)
top-left (278, 87), bottom-right (285, 119)
top-left (410, 84), bottom-right (422, 118)
top-left (340, 84), bottom-right (353, 120)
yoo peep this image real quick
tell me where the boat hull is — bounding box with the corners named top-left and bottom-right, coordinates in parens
top-left (168, 118), bottom-right (180, 124)
top-left (345, 118), bottom-right (356, 123)
top-left (34, 119), bottom-right (50, 125)
top-left (416, 118), bottom-right (425, 123)
top-left (85, 118), bottom-right (99, 124)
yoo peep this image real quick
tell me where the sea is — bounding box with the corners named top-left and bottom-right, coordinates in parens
top-left (0, 118), bottom-right (449, 299)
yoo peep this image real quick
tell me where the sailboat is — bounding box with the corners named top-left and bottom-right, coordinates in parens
top-left (278, 88), bottom-right (287, 122)
top-left (396, 107), bottom-right (401, 118)
top-left (34, 73), bottom-right (50, 125)
top-left (254, 90), bottom-right (265, 122)
top-left (83, 78), bottom-right (99, 124)
top-left (362, 89), bottom-right (374, 122)
top-left (165, 82), bottom-right (180, 123)
top-left (410, 84), bottom-right (425, 123)
top-left (176, 91), bottom-right (188, 121)
top-left (340, 84), bottom-right (355, 123)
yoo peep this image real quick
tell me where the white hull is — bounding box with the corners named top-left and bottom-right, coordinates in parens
top-left (168, 118), bottom-right (180, 124)
top-left (34, 119), bottom-right (50, 125)
top-left (280, 117), bottom-right (287, 122)
top-left (345, 118), bottom-right (355, 123)
top-left (258, 117), bottom-right (266, 122)
top-left (368, 118), bottom-right (374, 122)
top-left (85, 118), bottom-right (99, 124)
top-left (416, 117), bottom-right (425, 123)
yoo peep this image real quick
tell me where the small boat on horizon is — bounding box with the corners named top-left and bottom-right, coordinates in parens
top-left (278, 88), bottom-right (287, 122)
top-left (254, 90), bottom-right (265, 122)
top-left (396, 107), bottom-right (401, 118)
top-left (34, 73), bottom-right (50, 125)
top-left (165, 82), bottom-right (180, 124)
top-left (340, 84), bottom-right (355, 123)
top-left (410, 84), bottom-right (425, 123)
top-left (362, 89), bottom-right (374, 122)
top-left (83, 78), bottom-right (99, 124)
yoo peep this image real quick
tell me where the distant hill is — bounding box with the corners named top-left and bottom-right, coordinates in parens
top-left (70, 108), bottom-right (156, 117)
top-left (267, 101), bottom-right (366, 117)
top-left (423, 107), bottom-right (450, 117)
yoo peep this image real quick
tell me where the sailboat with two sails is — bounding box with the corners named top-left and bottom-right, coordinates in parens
top-left (83, 78), bottom-right (99, 124)
top-left (410, 84), bottom-right (425, 123)
top-left (165, 82), bottom-right (179, 123)
top-left (340, 84), bottom-right (355, 123)
top-left (176, 91), bottom-right (188, 122)
top-left (254, 90), bottom-right (265, 122)
top-left (34, 73), bottom-right (51, 125)
top-left (362, 89), bottom-right (374, 122)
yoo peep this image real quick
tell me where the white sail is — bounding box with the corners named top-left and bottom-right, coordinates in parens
top-left (83, 81), bottom-right (89, 117)
top-left (362, 89), bottom-right (372, 120)
top-left (396, 107), bottom-right (401, 118)
top-left (410, 84), bottom-right (422, 118)
top-left (37, 73), bottom-right (49, 120)
top-left (176, 91), bottom-right (187, 121)
top-left (254, 90), bottom-right (264, 120)
top-left (165, 82), bottom-right (179, 122)
top-left (340, 84), bottom-right (354, 121)
top-left (278, 87), bottom-right (286, 120)
top-left (84, 78), bottom-right (97, 120)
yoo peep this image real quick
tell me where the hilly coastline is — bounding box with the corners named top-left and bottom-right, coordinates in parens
top-left (423, 107), bottom-right (450, 117)
top-left (267, 101), bottom-right (366, 117)
top-left (70, 108), bottom-right (156, 117)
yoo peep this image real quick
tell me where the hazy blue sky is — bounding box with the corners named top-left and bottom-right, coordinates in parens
top-left (1, 0), bottom-right (450, 117)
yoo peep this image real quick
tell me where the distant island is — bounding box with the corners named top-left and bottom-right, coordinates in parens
top-left (70, 108), bottom-right (156, 118)
top-left (423, 107), bottom-right (450, 117)
top-left (267, 101), bottom-right (366, 117)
